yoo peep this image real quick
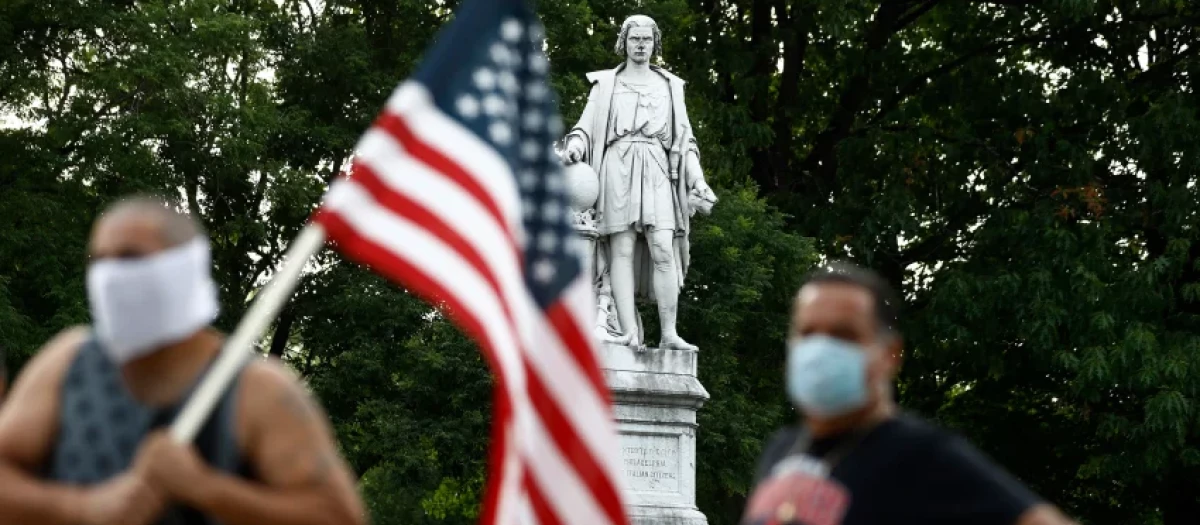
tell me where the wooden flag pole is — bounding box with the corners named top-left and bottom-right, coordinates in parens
top-left (170, 223), bottom-right (328, 443)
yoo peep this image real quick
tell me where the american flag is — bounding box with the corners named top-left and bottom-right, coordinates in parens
top-left (310, 1), bottom-right (628, 525)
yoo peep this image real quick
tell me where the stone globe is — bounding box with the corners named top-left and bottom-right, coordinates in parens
top-left (563, 161), bottom-right (599, 213)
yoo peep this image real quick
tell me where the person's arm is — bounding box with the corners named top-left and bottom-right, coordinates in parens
top-left (0, 327), bottom-right (89, 524)
top-left (136, 359), bottom-right (365, 525)
top-left (0, 326), bottom-right (167, 525)
top-left (751, 427), bottom-right (801, 485)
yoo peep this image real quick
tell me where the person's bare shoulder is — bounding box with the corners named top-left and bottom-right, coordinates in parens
top-left (0, 326), bottom-right (90, 468)
top-left (1016, 504), bottom-right (1078, 525)
top-left (236, 357), bottom-right (328, 429)
top-left (233, 357), bottom-right (347, 486)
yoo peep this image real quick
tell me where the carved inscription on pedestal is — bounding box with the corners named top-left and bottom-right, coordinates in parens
top-left (620, 433), bottom-right (681, 493)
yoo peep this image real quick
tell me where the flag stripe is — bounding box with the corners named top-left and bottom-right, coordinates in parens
top-left (524, 473), bottom-right (560, 525)
top-left (524, 410), bottom-right (612, 525)
top-left (545, 298), bottom-right (609, 402)
top-left (355, 127), bottom-right (522, 272)
top-left (525, 363), bottom-right (627, 525)
top-left (385, 84), bottom-right (523, 233)
top-left (315, 6), bottom-right (631, 524)
top-left (314, 208), bottom-right (526, 525)
top-left (375, 112), bottom-right (519, 255)
top-left (348, 163), bottom-right (518, 327)
top-left (321, 181), bottom-right (618, 525)
top-left (523, 314), bottom-right (621, 475)
top-left (342, 161), bottom-right (621, 510)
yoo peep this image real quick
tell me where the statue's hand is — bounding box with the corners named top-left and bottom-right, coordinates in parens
top-left (689, 190), bottom-right (716, 217)
top-left (563, 136), bottom-right (586, 165)
top-left (688, 179), bottom-right (717, 216)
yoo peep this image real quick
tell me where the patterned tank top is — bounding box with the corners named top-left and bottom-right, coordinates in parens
top-left (45, 337), bottom-right (253, 525)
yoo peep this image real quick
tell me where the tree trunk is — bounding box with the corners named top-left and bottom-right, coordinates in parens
top-left (1162, 464), bottom-right (1200, 525)
top-left (269, 305), bottom-right (296, 359)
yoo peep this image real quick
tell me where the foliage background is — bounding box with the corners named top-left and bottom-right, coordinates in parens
top-left (2, 0), bottom-right (1198, 523)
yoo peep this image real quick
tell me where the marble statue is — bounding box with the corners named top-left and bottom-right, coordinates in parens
top-left (561, 14), bottom-right (718, 351)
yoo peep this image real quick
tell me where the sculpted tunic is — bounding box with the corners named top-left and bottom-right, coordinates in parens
top-left (599, 76), bottom-right (675, 235)
top-left (568, 64), bottom-right (701, 301)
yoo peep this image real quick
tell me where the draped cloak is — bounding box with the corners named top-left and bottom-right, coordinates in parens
top-left (566, 64), bottom-right (701, 307)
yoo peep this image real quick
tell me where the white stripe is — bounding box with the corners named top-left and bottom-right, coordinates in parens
top-left (524, 414), bottom-right (611, 525)
top-left (325, 181), bottom-right (526, 386)
top-left (516, 493), bottom-right (539, 525)
top-left (559, 279), bottom-right (626, 487)
top-left (525, 321), bottom-right (624, 483)
top-left (356, 128), bottom-right (543, 376)
top-left (561, 278), bottom-right (601, 352)
top-left (357, 128), bottom-right (527, 310)
top-left (495, 418), bottom-right (527, 525)
top-left (387, 82), bottom-right (523, 236)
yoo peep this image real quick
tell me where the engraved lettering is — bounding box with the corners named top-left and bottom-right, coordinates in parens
top-left (618, 433), bottom-right (681, 493)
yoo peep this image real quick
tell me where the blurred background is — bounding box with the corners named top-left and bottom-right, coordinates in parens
top-left (1, 0), bottom-right (1197, 523)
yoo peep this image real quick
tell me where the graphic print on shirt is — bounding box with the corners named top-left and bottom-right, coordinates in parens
top-left (740, 455), bottom-right (851, 525)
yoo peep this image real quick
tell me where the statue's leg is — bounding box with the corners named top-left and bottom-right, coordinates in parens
top-left (648, 229), bottom-right (698, 351)
top-left (608, 230), bottom-right (640, 347)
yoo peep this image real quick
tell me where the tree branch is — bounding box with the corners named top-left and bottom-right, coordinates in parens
top-left (269, 304), bottom-right (297, 358)
top-left (1129, 40), bottom-right (1200, 89)
top-left (867, 29), bottom-right (1077, 127)
top-left (974, 0), bottom-right (1045, 6)
top-left (795, 0), bottom-right (923, 191)
top-left (893, 0), bottom-right (943, 33)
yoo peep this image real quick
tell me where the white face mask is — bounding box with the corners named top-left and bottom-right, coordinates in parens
top-left (86, 238), bottom-right (220, 364)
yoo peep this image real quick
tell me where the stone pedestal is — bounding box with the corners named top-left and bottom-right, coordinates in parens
top-left (601, 343), bottom-right (709, 525)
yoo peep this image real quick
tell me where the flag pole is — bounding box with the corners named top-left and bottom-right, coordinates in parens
top-left (170, 223), bottom-right (327, 443)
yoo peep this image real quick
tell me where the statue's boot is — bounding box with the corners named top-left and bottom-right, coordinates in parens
top-left (660, 334), bottom-right (698, 352)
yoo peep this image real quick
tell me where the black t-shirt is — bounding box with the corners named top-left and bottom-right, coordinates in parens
top-left (742, 413), bottom-right (1040, 525)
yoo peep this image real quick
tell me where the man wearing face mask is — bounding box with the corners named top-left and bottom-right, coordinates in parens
top-left (0, 196), bottom-right (366, 525)
top-left (741, 262), bottom-right (1076, 525)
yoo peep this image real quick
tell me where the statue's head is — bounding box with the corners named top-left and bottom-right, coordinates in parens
top-left (614, 15), bottom-right (661, 65)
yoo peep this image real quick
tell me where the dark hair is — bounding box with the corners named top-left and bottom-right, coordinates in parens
top-left (101, 194), bottom-right (205, 247)
top-left (0, 343), bottom-right (7, 382)
top-left (800, 260), bottom-right (901, 337)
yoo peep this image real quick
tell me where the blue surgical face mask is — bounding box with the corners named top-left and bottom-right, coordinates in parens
top-left (786, 335), bottom-right (870, 417)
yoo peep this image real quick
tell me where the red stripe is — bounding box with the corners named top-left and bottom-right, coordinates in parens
top-left (545, 300), bottom-right (610, 406)
top-left (345, 165), bottom-right (614, 415)
top-left (482, 384), bottom-right (510, 525)
top-left (525, 469), bottom-right (562, 525)
top-left (375, 111), bottom-right (519, 255)
top-left (350, 162), bottom-right (521, 307)
top-left (319, 206), bottom-right (624, 525)
top-left (313, 210), bottom-right (518, 525)
top-left (524, 360), bottom-right (627, 525)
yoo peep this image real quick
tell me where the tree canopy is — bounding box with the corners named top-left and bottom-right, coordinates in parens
top-left (2, 1), bottom-right (1198, 524)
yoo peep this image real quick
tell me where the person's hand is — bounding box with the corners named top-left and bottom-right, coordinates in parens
top-left (563, 136), bottom-right (586, 164)
top-left (133, 430), bottom-right (215, 507)
top-left (78, 472), bottom-right (166, 525)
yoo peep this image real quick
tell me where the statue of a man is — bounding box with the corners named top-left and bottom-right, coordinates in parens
top-left (562, 14), bottom-right (717, 351)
